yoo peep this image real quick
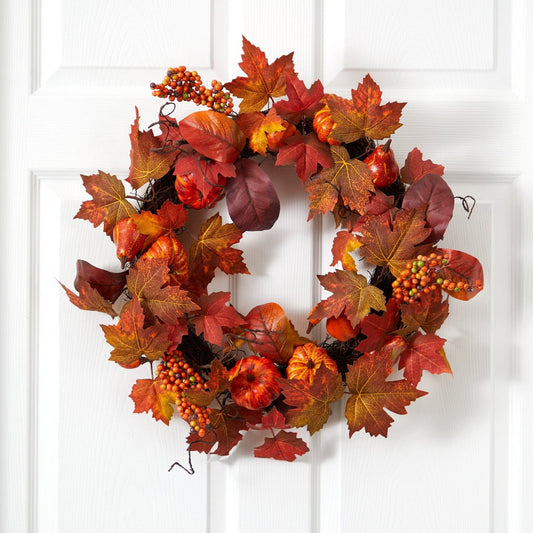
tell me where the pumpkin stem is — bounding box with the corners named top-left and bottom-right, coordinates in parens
top-left (306, 358), bottom-right (315, 369)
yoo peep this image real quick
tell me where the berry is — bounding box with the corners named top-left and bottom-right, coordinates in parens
top-left (156, 350), bottom-right (211, 433)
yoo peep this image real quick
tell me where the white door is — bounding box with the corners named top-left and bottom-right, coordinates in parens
top-left (2, 1), bottom-right (532, 531)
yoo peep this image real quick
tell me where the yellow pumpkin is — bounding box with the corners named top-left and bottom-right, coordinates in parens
top-left (286, 343), bottom-right (338, 383)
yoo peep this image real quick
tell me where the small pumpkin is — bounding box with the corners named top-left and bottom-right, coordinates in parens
top-left (312, 104), bottom-right (341, 146)
top-left (113, 217), bottom-right (147, 268)
top-left (326, 312), bottom-right (359, 342)
top-left (229, 356), bottom-right (282, 410)
top-left (286, 343), bottom-right (337, 383)
top-left (175, 173), bottom-right (226, 209)
top-left (144, 234), bottom-right (189, 286)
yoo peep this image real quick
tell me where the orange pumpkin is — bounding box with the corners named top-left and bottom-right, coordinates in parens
top-left (312, 105), bottom-right (341, 146)
top-left (144, 234), bottom-right (189, 286)
top-left (326, 312), bottom-right (359, 342)
top-left (175, 172), bottom-right (226, 209)
top-left (286, 343), bottom-right (337, 383)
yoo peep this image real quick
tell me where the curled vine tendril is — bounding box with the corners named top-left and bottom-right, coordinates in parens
top-left (168, 449), bottom-right (195, 475)
top-left (455, 195), bottom-right (477, 219)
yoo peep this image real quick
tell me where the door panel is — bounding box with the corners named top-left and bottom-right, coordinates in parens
top-left (1, 0), bottom-right (531, 532)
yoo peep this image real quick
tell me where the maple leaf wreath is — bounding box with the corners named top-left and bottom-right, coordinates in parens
top-left (62, 37), bottom-right (484, 467)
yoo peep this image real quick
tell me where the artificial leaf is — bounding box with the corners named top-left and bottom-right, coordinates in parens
top-left (75, 171), bottom-right (137, 236)
top-left (101, 296), bottom-right (171, 365)
top-left (188, 213), bottom-right (249, 291)
top-left (243, 302), bottom-right (308, 364)
top-left (131, 200), bottom-right (188, 246)
top-left (127, 256), bottom-right (199, 324)
top-left (189, 292), bottom-right (244, 346)
top-left (274, 74), bottom-right (324, 123)
top-left (401, 147), bottom-right (444, 185)
top-left (436, 248), bottom-right (484, 301)
top-left (399, 290), bottom-right (449, 335)
top-left (398, 332), bottom-right (450, 386)
top-left (326, 75), bottom-right (406, 142)
top-left (358, 208), bottom-right (432, 276)
top-left (225, 36), bottom-right (296, 113)
top-left (254, 430), bottom-right (309, 461)
top-left (127, 107), bottom-right (178, 189)
top-left (305, 145), bottom-right (374, 219)
top-left (187, 404), bottom-right (258, 456)
top-left (330, 230), bottom-right (362, 271)
top-left (308, 269), bottom-right (386, 328)
top-left (225, 158), bottom-right (280, 231)
top-left (344, 350), bottom-right (427, 437)
top-left (179, 110), bottom-right (246, 163)
top-left (130, 378), bottom-right (175, 425)
top-left (183, 358), bottom-right (230, 407)
top-left (74, 259), bottom-right (127, 303)
top-left (276, 131), bottom-right (333, 184)
top-left (173, 152), bottom-right (235, 196)
top-left (236, 107), bottom-right (285, 156)
top-left (167, 320), bottom-right (189, 351)
top-left (402, 174), bottom-right (454, 243)
top-left (356, 299), bottom-right (400, 353)
top-left (257, 406), bottom-right (289, 430)
top-left (280, 365), bottom-right (344, 435)
top-left (60, 279), bottom-right (117, 318)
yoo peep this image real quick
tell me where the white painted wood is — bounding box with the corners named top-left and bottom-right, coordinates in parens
top-left (1, 0), bottom-right (532, 532)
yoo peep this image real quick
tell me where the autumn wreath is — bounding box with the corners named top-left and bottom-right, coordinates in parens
top-left (62, 37), bottom-right (484, 465)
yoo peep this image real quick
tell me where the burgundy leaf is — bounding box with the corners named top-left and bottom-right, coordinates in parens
top-left (75, 259), bottom-right (127, 303)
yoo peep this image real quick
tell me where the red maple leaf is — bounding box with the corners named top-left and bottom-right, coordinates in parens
top-left (399, 290), bottom-right (450, 335)
top-left (126, 256), bottom-right (199, 324)
top-left (326, 75), bottom-right (406, 143)
top-left (189, 292), bottom-right (244, 346)
top-left (74, 171), bottom-right (137, 236)
top-left (344, 350), bottom-right (427, 437)
top-left (400, 147), bottom-right (445, 185)
top-left (279, 365), bottom-right (344, 435)
top-left (356, 299), bottom-right (400, 353)
top-left (274, 74), bottom-right (324, 123)
top-left (126, 107), bottom-right (178, 189)
top-left (256, 406), bottom-right (289, 430)
top-left (254, 430), bottom-right (309, 461)
top-left (308, 269), bottom-right (386, 328)
top-left (398, 332), bottom-right (451, 386)
top-left (101, 296), bottom-right (171, 366)
top-left (305, 145), bottom-right (374, 219)
top-left (129, 378), bottom-right (176, 425)
top-left (225, 37), bottom-right (296, 112)
top-left (276, 131), bottom-right (333, 184)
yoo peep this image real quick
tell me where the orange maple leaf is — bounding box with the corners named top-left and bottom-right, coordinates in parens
top-left (330, 230), bottom-right (362, 271)
top-left (225, 36), bottom-right (296, 112)
top-left (399, 289), bottom-right (449, 335)
top-left (308, 269), bottom-right (386, 328)
top-left (126, 107), bottom-right (178, 189)
top-left (59, 279), bottom-right (117, 318)
top-left (358, 208), bottom-right (432, 277)
top-left (74, 171), bottom-right (137, 236)
top-left (131, 200), bottom-right (188, 247)
top-left (130, 378), bottom-right (176, 425)
top-left (101, 296), bottom-right (171, 366)
top-left (326, 75), bottom-right (406, 143)
top-left (305, 145), bottom-right (374, 219)
top-left (236, 108), bottom-right (285, 156)
top-left (254, 430), bottom-right (309, 461)
top-left (183, 358), bottom-right (230, 407)
top-left (344, 350), bottom-right (427, 437)
top-left (188, 213), bottom-right (249, 291)
top-left (280, 365), bottom-right (344, 435)
top-left (126, 256), bottom-right (199, 324)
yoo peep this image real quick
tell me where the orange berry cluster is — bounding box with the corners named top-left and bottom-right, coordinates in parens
top-left (157, 350), bottom-right (211, 437)
top-left (392, 252), bottom-right (482, 304)
top-left (150, 66), bottom-right (234, 114)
